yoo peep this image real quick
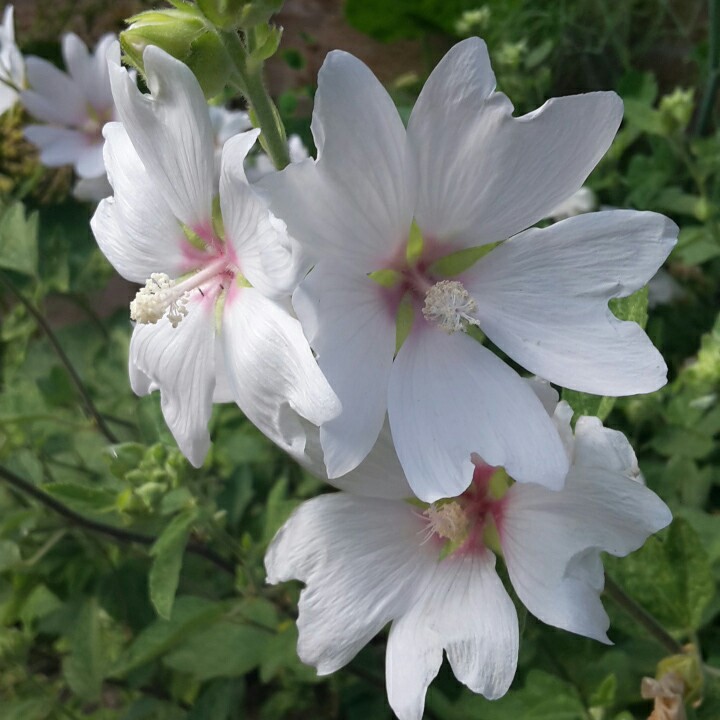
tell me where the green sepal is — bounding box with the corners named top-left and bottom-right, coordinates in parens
top-left (196, 0), bottom-right (284, 30)
top-left (368, 269), bottom-right (402, 288)
top-left (395, 293), bottom-right (414, 354)
top-left (429, 242), bottom-right (498, 277)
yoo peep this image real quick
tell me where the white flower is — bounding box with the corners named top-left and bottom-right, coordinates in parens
top-left (90, 46), bottom-right (340, 467)
top-left (22, 32), bottom-right (116, 183)
top-left (265, 386), bottom-right (672, 720)
top-left (246, 133), bottom-right (309, 183)
top-left (261, 38), bottom-right (677, 502)
top-left (0, 5), bottom-right (24, 115)
top-left (545, 186), bottom-right (597, 220)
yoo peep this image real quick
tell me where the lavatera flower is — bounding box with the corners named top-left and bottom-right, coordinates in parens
top-left (0, 5), bottom-right (25, 116)
top-left (261, 37), bottom-right (678, 502)
top-left (22, 32), bottom-right (118, 199)
top-left (90, 45), bottom-right (340, 466)
top-left (265, 383), bottom-right (672, 720)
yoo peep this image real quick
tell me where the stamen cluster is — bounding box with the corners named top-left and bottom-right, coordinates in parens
top-left (130, 272), bottom-right (188, 327)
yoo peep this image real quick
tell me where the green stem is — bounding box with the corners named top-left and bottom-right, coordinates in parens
top-left (695, 0), bottom-right (720, 135)
top-left (221, 29), bottom-right (290, 169)
top-left (604, 575), bottom-right (683, 655)
top-left (0, 270), bottom-right (119, 444)
top-left (0, 464), bottom-right (236, 576)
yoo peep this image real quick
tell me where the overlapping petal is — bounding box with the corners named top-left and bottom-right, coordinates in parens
top-left (108, 45), bottom-right (214, 231)
top-left (465, 210), bottom-right (676, 395)
top-left (260, 50), bottom-right (414, 269)
top-left (386, 552), bottom-right (517, 720)
top-left (388, 326), bottom-right (569, 501)
top-left (222, 287), bottom-right (341, 452)
top-left (220, 132), bottom-right (304, 297)
top-left (62, 32), bottom-right (115, 112)
top-left (501, 467), bottom-right (672, 641)
top-left (265, 493), bottom-right (431, 674)
top-left (129, 294), bottom-right (217, 468)
top-left (293, 262), bottom-right (397, 478)
top-left (90, 122), bottom-right (188, 282)
top-left (408, 37), bottom-right (623, 249)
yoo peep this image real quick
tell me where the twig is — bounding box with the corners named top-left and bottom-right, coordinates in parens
top-left (604, 575), bottom-right (684, 655)
top-left (0, 464), bottom-right (236, 576)
top-left (0, 271), bottom-right (119, 443)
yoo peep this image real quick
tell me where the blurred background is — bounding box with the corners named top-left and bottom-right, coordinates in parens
top-left (0, 1), bottom-right (719, 719)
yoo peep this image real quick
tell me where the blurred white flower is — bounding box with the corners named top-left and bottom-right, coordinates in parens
top-left (266, 385), bottom-right (671, 720)
top-left (22, 32), bottom-right (116, 193)
top-left (90, 46), bottom-right (339, 466)
top-left (262, 38), bottom-right (676, 502)
top-left (246, 133), bottom-right (309, 183)
top-left (0, 5), bottom-right (24, 115)
top-left (545, 186), bottom-right (597, 220)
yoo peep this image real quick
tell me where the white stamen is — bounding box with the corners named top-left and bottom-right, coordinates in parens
top-left (424, 501), bottom-right (469, 544)
top-left (130, 273), bottom-right (189, 328)
top-left (422, 280), bottom-right (480, 334)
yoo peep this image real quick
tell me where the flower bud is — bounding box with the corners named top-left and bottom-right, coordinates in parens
top-left (121, 8), bottom-right (231, 98)
top-left (196, 0), bottom-right (284, 30)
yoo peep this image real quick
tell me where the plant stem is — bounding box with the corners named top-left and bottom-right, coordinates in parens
top-left (221, 29), bottom-right (290, 170)
top-left (0, 464), bottom-right (236, 576)
top-left (604, 575), bottom-right (683, 655)
top-left (695, 0), bottom-right (720, 135)
top-left (0, 271), bottom-right (119, 444)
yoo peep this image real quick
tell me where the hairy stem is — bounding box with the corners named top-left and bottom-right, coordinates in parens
top-left (221, 29), bottom-right (290, 169)
top-left (604, 575), bottom-right (683, 655)
top-left (0, 464), bottom-right (236, 576)
top-left (0, 271), bottom-right (119, 443)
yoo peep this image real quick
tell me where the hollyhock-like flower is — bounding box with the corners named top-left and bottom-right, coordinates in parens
top-left (90, 45), bottom-right (340, 466)
top-left (0, 5), bottom-right (24, 115)
top-left (22, 32), bottom-right (116, 187)
top-left (262, 38), bottom-right (677, 501)
top-left (266, 385), bottom-right (672, 720)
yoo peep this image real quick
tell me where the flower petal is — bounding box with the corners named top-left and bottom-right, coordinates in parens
top-left (129, 294), bottom-right (217, 467)
top-left (265, 493), bottom-right (431, 674)
top-left (24, 125), bottom-right (89, 168)
top-left (294, 262), bottom-right (397, 478)
top-left (408, 38), bottom-right (623, 249)
top-left (388, 326), bottom-right (569, 502)
top-left (386, 552), bottom-right (518, 720)
top-left (220, 131), bottom-right (304, 297)
top-left (75, 142), bottom-right (106, 179)
top-left (108, 45), bottom-right (214, 231)
top-left (259, 50), bottom-right (414, 269)
top-left (22, 55), bottom-right (87, 125)
top-left (501, 468), bottom-right (672, 642)
top-left (90, 122), bottom-right (188, 282)
top-left (573, 415), bottom-right (642, 480)
top-left (465, 210), bottom-right (677, 395)
top-left (62, 32), bottom-right (116, 113)
top-left (222, 287), bottom-right (340, 450)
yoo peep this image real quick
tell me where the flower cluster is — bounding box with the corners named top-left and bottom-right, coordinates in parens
top-left (78, 29), bottom-right (675, 720)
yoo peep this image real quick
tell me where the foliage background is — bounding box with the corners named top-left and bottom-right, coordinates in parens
top-left (0, 0), bottom-right (719, 718)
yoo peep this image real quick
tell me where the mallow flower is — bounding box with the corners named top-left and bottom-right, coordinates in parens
top-left (21, 32), bottom-right (117, 198)
top-left (261, 37), bottom-right (677, 502)
top-left (265, 384), bottom-right (672, 720)
top-left (90, 45), bottom-right (340, 466)
top-left (0, 5), bottom-right (24, 115)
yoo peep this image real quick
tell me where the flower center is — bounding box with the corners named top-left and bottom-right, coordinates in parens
top-left (422, 279), bottom-right (480, 334)
top-left (424, 501), bottom-right (470, 544)
top-left (130, 256), bottom-right (231, 328)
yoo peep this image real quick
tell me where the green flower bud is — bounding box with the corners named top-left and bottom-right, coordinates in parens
top-left (659, 87), bottom-right (695, 134)
top-left (121, 8), bottom-right (232, 98)
top-left (196, 0), bottom-right (284, 30)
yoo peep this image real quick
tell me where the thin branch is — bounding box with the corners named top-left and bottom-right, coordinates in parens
top-left (0, 271), bottom-right (118, 443)
top-left (604, 575), bottom-right (684, 655)
top-left (0, 464), bottom-right (236, 576)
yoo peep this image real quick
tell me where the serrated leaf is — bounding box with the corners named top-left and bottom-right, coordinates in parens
top-left (608, 519), bottom-right (715, 635)
top-left (149, 508), bottom-right (198, 619)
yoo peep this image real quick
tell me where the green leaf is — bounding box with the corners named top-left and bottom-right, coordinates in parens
top-left (111, 596), bottom-right (224, 676)
top-left (610, 286), bottom-right (649, 329)
top-left (561, 389), bottom-right (616, 422)
top-left (149, 508), bottom-right (198, 619)
top-left (0, 202), bottom-right (39, 278)
top-left (608, 519), bottom-right (715, 635)
top-left (61, 598), bottom-right (108, 701)
top-left (163, 618), bottom-right (270, 679)
top-left (42, 482), bottom-right (119, 513)
top-left (0, 539), bottom-right (21, 572)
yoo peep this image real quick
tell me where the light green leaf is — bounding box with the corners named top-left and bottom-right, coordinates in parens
top-left (0, 539), bottom-right (21, 571)
top-left (149, 508), bottom-right (198, 619)
top-left (0, 202), bottom-right (39, 277)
